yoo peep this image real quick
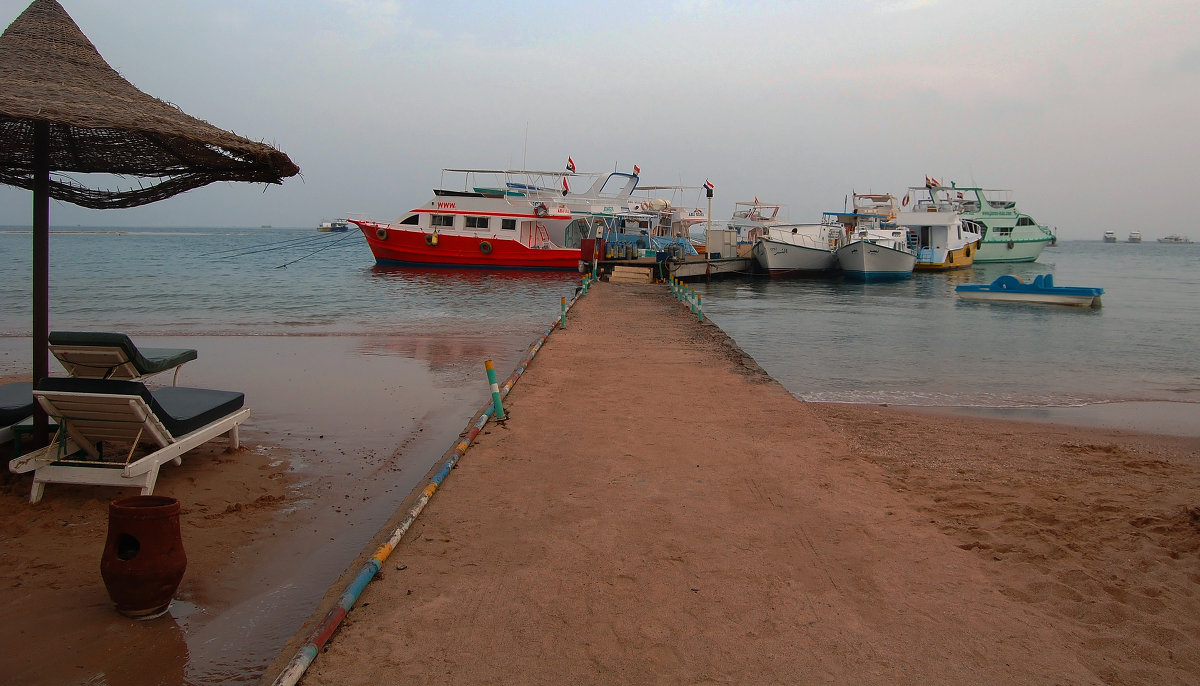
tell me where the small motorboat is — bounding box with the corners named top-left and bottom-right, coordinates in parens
top-left (955, 274), bottom-right (1103, 307)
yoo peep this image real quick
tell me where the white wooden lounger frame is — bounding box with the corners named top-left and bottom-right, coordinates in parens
top-left (9, 390), bottom-right (249, 504)
top-left (49, 343), bottom-right (188, 385)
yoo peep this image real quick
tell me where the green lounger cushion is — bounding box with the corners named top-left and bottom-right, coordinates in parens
top-left (36, 378), bottom-right (244, 437)
top-left (0, 382), bottom-right (33, 426)
top-left (48, 331), bottom-right (198, 376)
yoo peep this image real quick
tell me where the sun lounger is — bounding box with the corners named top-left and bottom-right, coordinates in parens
top-left (49, 331), bottom-right (198, 385)
top-left (0, 381), bottom-right (34, 444)
top-left (9, 378), bottom-right (249, 504)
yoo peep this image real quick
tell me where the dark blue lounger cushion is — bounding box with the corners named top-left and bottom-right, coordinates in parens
top-left (48, 331), bottom-right (198, 376)
top-left (35, 378), bottom-right (244, 437)
top-left (0, 382), bottom-right (34, 426)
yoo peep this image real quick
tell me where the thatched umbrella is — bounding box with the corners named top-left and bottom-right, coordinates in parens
top-left (0, 0), bottom-right (300, 443)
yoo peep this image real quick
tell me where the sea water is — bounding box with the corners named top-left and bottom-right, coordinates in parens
top-left (696, 240), bottom-right (1200, 409)
top-left (2, 229), bottom-right (1198, 410)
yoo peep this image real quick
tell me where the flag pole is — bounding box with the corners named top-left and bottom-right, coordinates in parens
top-left (704, 180), bottom-right (713, 260)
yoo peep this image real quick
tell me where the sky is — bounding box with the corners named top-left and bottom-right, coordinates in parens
top-left (1, 0), bottom-right (1198, 240)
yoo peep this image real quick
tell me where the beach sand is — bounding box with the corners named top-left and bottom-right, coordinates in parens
top-left (0, 333), bottom-right (538, 684)
top-left (284, 282), bottom-right (1200, 685)
top-left (1, 282), bottom-right (1197, 684)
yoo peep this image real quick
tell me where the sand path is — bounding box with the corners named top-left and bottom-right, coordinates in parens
top-left (291, 282), bottom-right (1200, 684)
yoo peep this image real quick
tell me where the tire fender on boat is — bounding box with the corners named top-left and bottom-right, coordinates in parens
top-left (534, 203), bottom-right (548, 218)
top-left (479, 241), bottom-right (493, 254)
top-left (375, 227), bottom-right (388, 241)
top-left (425, 233), bottom-right (439, 246)
top-left (1007, 240), bottom-right (1015, 249)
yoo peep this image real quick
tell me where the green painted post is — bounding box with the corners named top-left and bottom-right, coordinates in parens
top-left (560, 296), bottom-right (567, 329)
top-left (697, 293), bottom-right (703, 322)
top-left (485, 359), bottom-right (505, 420)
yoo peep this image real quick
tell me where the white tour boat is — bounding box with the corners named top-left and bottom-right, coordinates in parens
top-left (896, 184), bottom-right (981, 271)
top-left (751, 216), bottom-right (844, 275)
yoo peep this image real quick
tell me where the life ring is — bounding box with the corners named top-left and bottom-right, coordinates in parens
top-left (534, 203), bottom-right (548, 218)
top-left (375, 227), bottom-right (388, 240)
top-left (479, 241), bottom-right (493, 254)
top-left (425, 233), bottom-right (438, 246)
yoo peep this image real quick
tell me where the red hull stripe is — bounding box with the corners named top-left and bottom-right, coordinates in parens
top-left (349, 220), bottom-right (579, 270)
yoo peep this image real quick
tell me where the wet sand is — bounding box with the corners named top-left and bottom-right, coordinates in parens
top-left (0, 332), bottom-right (538, 684)
top-left (285, 282), bottom-right (1200, 685)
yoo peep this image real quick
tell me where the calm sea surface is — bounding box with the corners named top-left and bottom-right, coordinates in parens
top-left (2, 228), bottom-right (1198, 409)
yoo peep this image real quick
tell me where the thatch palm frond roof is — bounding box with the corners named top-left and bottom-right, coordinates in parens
top-left (0, 0), bottom-right (299, 208)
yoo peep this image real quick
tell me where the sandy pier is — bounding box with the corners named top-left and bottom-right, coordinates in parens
top-left (271, 282), bottom-right (1200, 685)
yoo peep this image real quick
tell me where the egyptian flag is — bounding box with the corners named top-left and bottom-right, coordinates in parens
top-left (902, 192), bottom-right (910, 207)
top-left (566, 156), bottom-right (576, 173)
top-left (703, 178), bottom-right (715, 198)
top-left (633, 164), bottom-right (641, 176)
top-left (931, 177), bottom-right (941, 187)
top-left (924, 176), bottom-right (933, 188)
top-left (561, 176), bottom-right (570, 196)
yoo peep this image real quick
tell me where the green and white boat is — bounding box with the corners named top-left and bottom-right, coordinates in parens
top-left (952, 186), bottom-right (1054, 263)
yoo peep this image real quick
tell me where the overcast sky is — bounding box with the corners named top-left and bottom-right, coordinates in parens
top-left (2, 0), bottom-right (1197, 240)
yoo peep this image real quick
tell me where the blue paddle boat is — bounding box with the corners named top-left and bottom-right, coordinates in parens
top-left (955, 274), bottom-right (1103, 307)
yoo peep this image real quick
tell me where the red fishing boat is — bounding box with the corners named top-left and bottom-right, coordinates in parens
top-left (351, 167), bottom-right (641, 270)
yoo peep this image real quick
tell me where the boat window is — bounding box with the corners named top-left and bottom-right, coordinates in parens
top-left (501, 218), bottom-right (516, 231)
top-left (465, 216), bottom-right (489, 230)
top-left (431, 214), bottom-right (454, 228)
top-left (1016, 215), bottom-right (1036, 226)
top-left (399, 214), bottom-right (419, 225)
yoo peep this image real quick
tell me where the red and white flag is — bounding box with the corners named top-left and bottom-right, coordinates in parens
top-left (566, 156), bottom-right (576, 173)
top-left (561, 176), bottom-right (570, 194)
top-left (633, 164), bottom-right (641, 176)
top-left (902, 192), bottom-right (910, 207)
top-left (703, 179), bottom-right (714, 191)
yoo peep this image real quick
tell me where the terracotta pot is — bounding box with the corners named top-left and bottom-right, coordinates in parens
top-left (100, 495), bottom-right (187, 619)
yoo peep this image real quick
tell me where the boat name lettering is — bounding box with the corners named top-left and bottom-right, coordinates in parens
top-left (436, 202), bottom-right (456, 210)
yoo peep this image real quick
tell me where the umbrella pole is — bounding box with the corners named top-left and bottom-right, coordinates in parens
top-left (32, 120), bottom-right (49, 445)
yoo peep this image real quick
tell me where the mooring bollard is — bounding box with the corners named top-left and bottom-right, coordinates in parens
top-left (485, 360), bottom-right (505, 421)
top-left (560, 296), bottom-right (567, 329)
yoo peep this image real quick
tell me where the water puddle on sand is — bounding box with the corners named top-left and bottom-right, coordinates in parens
top-left (0, 332), bottom-right (534, 684)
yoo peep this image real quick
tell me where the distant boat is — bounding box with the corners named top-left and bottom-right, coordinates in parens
top-left (318, 219), bottom-right (349, 232)
top-left (1128, 231), bottom-right (1142, 243)
top-left (956, 274), bottom-right (1103, 307)
top-left (1102, 231), bottom-right (1117, 243)
top-left (1158, 234), bottom-right (1193, 244)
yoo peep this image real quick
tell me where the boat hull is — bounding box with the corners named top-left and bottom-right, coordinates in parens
top-left (913, 243), bottom-right (977, 271)
top-left (752, 239), bottom-right (837, 275)
top-left (836, 241), bottom-right (915, 281)
top-left (351, 220), bottom-right (581, 270)
top-left (956, 291), bottom-right (1101, 307)
top-left (974, 234), bottom-right (1051, 263)
top-left (667, 257), bottom-right (753, 280)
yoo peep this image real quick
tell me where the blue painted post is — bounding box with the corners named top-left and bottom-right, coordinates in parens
top-left (485, 360), bottom-right (505, 420)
